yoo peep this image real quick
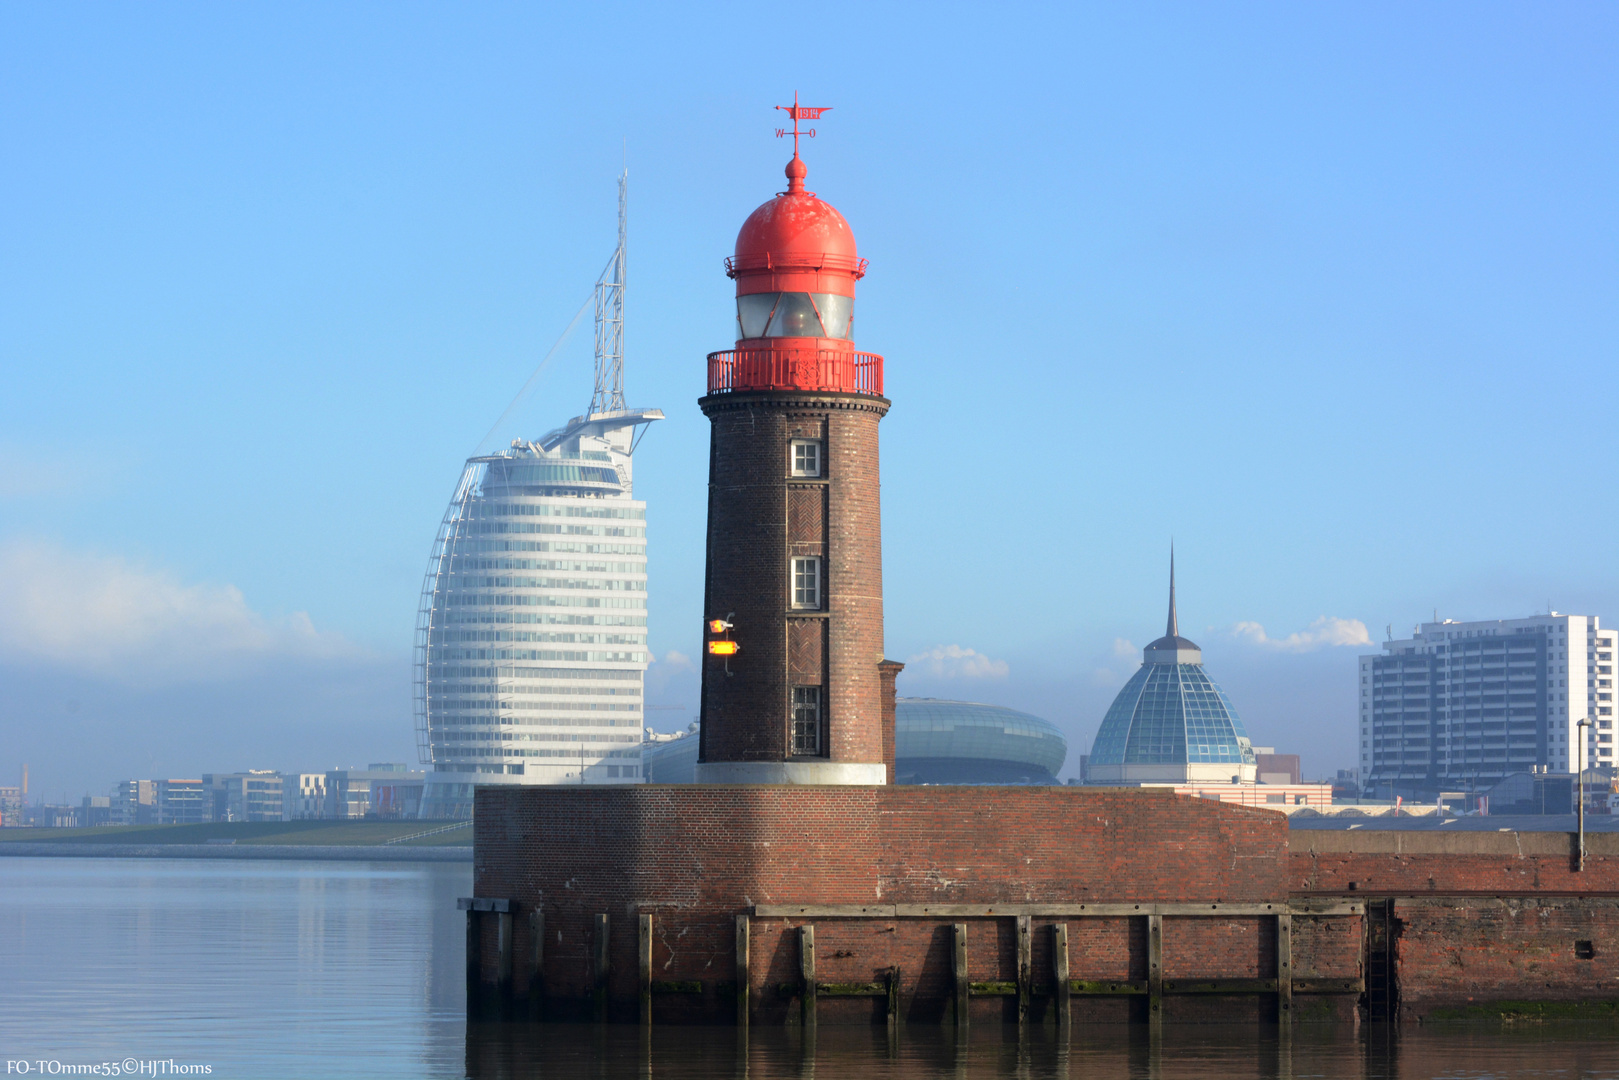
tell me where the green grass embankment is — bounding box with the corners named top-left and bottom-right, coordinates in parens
top-left (0, 820), bottom-right (471, 847)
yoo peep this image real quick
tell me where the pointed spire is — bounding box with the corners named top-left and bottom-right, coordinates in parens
top-left (1166, 544), bottom-right (1178, 640)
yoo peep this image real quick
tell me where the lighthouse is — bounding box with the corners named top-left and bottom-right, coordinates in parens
top-left (695, 117), bottom-right (895, 784)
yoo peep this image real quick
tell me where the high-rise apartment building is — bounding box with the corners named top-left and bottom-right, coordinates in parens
top-left (415, 412), bottom-right (657, 819)
top-left (1361, 614), bottom-right (1616, 794)
top-left (415, 172), bottom-right (661, 819)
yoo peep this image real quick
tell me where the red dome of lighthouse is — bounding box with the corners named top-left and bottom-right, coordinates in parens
top-left (728, 155), bottom-right (866, 298)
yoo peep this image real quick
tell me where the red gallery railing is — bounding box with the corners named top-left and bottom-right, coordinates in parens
top-left (707, 349), bottom-right (884, 397)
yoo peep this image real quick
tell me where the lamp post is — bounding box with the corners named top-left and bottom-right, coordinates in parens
top-left (1577, 716), bottom-right (1591, 872)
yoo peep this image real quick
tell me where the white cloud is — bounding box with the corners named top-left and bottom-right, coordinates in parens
top-left (1230, 617), bottom-right (1371, 653)
top-left (1090, 638), bottom-right (1139, 686)
top-left (654, 650), bottom-right (697, 673)
top-left (905, 644), bottom-right (1010, 680)
top-left (0, 540), bottom-right (359, 684)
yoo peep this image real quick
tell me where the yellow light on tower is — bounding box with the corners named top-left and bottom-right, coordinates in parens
top-left (707, 640), bottom-right (741, 656)
top-left (708, 619), bottom-right (733, 633)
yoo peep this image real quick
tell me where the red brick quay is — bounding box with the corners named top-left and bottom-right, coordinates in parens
top-left (463, 786), bottom-right (1619, 1025)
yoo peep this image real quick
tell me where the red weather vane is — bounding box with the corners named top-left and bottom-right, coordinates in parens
top-left (775, 92), bottom-right (831, 157)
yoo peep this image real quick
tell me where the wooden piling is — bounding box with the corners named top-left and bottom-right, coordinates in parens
top-left (799, 924), bottom-right (817, 1028)
top-left (735, 914), bottom-right (750, 1029)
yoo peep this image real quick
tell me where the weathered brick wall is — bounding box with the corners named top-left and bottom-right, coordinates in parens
top-left (1289, 830), bottom-right (1619, 894)
top-left (697, 391), bottom-right (890, 768)
top-left (471, 785), bottom-right (1293, 1018)
top-left (1393, 898), bottom-right (1619, 1018)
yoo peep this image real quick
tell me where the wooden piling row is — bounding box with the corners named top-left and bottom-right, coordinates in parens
top-left (460, 899), bottom-right (1350, 1025)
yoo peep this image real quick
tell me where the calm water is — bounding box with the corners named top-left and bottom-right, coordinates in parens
top-left (3, 857), bottom-right (1619, 1079)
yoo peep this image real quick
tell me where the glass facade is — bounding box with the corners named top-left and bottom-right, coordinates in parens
top-left (894, 699), bottom-right (1067, 784)
top-left (1090, 663), bottom-right (1254, 768)
top-left (736, 292), bottom-right (854, 340)
top-left (416, 413), bottom-right (658, 819)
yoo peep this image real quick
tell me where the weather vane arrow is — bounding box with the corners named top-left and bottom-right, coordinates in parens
top-left (775, 92), bottom-right (831, 158)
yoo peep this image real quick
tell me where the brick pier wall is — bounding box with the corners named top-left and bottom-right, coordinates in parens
top-left (1289, 830), bottom-right (1619, 1019)
top-left (1289, 829), bottom-right (1619, 895)
top-left (470, 788), bottom-right (1619, 1023)
top-left (471, 785), bottom-right (1310, 1021)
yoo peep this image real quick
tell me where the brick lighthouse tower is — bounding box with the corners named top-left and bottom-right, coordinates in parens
top-left (696, 108), bottom-right (895, 784)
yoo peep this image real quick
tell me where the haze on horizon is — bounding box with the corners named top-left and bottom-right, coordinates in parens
top-left (2, 3), bottom-right (1614, 799)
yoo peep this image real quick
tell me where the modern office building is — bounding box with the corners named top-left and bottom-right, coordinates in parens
top-left (0, 786), bottom-right (22, 827)
top-left (1361, 614), bottom-right (1617, 796)
top-left (643, 725), bottom-right (701, 783)
top-left (894, 699), bottom-right (1067, 784)
top-left (200, 771), bottom-right (285, 822)
top-left (325, 766), bottom-right (426, 819)
top-left (112, 780), bottom-right (158, 825)
top-left (155, 779), bottom-right (207, 824)
top-left (415, 173), bottom-right (661, 819)
top-left (285, 773), bottom-right (328, 819)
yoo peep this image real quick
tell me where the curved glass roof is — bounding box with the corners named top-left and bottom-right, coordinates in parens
top-left (895, 698), bottom-right (1067, 776)
top-left (1089, 663), bottom-right (1254, 767)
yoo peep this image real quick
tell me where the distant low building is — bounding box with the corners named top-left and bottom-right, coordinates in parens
top-left (285, 773), bottom-right (328, 820)
top-left (156, 779), bottom-right (206, 824)
top-left (643, 725), bottom-right (700, 783)
top-left (79, 795), bottom-right (112, 827)
top-left (202, 772), bottom-right (285, 823)
top-left (640, 702), bottom-right (1069, 787)
top-left (112, 780), bottom-right (158, 825)
top-left (894, 699), bottom-right (1066, 785)
top-left (326, 766), bottom-right (425, 819)
top-left (0, 786), bottom-right (22, 827)
top-left (1254, 749), bottom-right (1301, 786)
top-left (1483, 767), bottom-right (1618, 815)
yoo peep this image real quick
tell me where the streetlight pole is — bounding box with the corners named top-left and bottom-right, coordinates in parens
top-left (1577, 716), bottom-right (1590, 872)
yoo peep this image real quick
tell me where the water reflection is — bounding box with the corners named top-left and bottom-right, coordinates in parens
top-left (5, 858), bottom-right (1619, 1079)
top-left (465, 1021), bottom-right (1619, 1079)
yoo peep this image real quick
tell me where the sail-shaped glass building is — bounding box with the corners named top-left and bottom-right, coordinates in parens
top-left (415, 410), bottom-right (662, 819)
top-left (414, 169), bottom-right (663, 819)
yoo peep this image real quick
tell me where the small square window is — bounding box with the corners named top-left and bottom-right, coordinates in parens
top-left (790, 440), bottom-right (822, 478)
top-left (792, 686), bottom-right (822, 755)
top-left (791, 557), bottom-right (821, 608)
top-left (1576, 940), bottom-right (1595, 960)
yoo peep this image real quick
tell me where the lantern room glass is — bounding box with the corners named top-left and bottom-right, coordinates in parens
top-left (735, 292), bottom-right (855, 341)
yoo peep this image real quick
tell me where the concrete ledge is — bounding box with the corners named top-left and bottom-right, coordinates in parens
top-left (0, 843), bottom-right (473, 862)
top-left (693, 761), bottom-right (888, 785)
top-left (1293, 830), bottom-right (1616, 856)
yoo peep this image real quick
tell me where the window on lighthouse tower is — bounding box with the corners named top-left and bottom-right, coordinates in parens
top-left (792, 557), bottom-right (821, 609)
top-left (791, 440), bottom-right (822, 478)
top-left (792, 687), bottom-right (822, 755)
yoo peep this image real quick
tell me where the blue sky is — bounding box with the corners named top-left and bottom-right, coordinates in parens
top-left (2, 3), bottom-right (1615, 797)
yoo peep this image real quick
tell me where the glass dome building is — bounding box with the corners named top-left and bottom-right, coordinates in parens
top-left (640, 701), bottom-right (1067, 785)
top-left (895, 699), bottom-right (1067, 784)
top-left (1087, 558), bottom-right (1258, 785)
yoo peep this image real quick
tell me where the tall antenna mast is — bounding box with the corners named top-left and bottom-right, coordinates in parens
top-left (589, 169), bottom-right (628, 416)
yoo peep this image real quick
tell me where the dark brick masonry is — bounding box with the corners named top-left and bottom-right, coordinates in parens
top-left (697, 390), bottom-right (890, 771)
top-left (469, 788), bottom-right (1619, 1023)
